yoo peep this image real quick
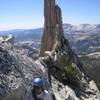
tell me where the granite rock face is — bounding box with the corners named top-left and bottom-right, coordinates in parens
top-left (0, 43), bottom-right (49, 100)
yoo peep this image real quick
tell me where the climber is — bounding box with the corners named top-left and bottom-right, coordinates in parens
top-left (28, 78), bottom-right (52, 100)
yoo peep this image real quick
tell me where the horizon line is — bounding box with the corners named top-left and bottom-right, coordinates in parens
top-left (0, 23), bottom-right (100, 31)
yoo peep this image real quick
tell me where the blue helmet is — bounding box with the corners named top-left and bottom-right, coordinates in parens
top-left (32, 78), bottom-right (44, 87)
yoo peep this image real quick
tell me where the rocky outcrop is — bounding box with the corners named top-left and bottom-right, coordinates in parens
top-left (39, 0), bottom-right (100, 99)
top-left (40, 0), bottom-right (85, 82)
top-left (0, 34), bottom-right (14, 44)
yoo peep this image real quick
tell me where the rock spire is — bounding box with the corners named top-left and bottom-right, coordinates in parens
top-left (40, 0), bottom-right (64, 57)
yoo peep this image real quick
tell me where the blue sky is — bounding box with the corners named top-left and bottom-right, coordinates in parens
top-left (0, 0), bottom-right (100, 30)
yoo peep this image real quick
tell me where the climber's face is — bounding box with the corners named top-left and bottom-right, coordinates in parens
top-left (33, 86), bottom-right (43, 94)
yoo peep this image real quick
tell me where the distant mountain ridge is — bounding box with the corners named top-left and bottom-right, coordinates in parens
top-left (0, 24), bottom-right (100, 55)
top-left (64, 23), bottom-right (100, 34)
top-left (0, 28), bottom-right (43, 41)
top-left (0, 24), bottom-right (100, 37)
